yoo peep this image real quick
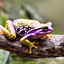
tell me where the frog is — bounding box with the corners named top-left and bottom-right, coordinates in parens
top-left (0, 19), bottom-right (53, 54)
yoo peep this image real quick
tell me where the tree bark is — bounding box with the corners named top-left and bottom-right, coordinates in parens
top-left (0, 34), bottom-right (64, 58)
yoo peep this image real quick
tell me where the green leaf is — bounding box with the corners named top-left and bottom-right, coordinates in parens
top-left (0, 16), bottom-right (6, 26)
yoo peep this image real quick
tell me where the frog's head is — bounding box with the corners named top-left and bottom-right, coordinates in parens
top-left (38, 22), bottom-right (53, 34)
top-left (28, 22), bottom-right (53, 35)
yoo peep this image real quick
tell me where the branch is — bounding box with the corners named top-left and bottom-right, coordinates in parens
top-left (0, 34), bottom-right (64, 58)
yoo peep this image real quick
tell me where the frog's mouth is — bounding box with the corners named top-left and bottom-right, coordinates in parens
top-left (38, 29), bottom-right (53, 34)
top-left (28, 25), bottom-right (53, 34)
top-left (28, 28), bottom-right (53, 34)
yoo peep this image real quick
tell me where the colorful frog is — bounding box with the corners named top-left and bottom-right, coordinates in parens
top-left (0, 19), bottom-right (53, 54)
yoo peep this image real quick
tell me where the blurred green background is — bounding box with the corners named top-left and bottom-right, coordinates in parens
top-left (0, 0), bottom-right (64, 64)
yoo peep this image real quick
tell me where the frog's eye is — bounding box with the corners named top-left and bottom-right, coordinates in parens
top-left (43, 26), bottom-right (48, 32)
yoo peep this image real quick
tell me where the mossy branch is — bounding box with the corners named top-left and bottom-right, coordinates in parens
top-left (0, 34), bottom-right (64, 58)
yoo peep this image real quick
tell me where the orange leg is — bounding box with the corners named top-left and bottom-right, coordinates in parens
top-left (44, 34), bottom-right (52, 39)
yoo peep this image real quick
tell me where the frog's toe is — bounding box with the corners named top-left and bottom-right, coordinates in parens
top-left (33, 45), bottom-right (38, 49)
top-left (44, 35), bottom-right (52, 40)
top-left (47, 35), bottom-right (52, 39)
top-left (29, 44), bottom-right (38, 54)
top-left (29, 47), bottom-right (32, 54)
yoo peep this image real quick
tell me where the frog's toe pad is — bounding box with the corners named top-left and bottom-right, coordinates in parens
top-left (29, 50), bottom-right (32, 54)
top-left (33, 46), bottom-right (38, 49)
top-left (29, 45), bottom-right (38, 54)
top-left (47, 35), bottom-right (52, 39)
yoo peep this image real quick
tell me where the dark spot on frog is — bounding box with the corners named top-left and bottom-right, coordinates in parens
top-left (15, 26), bottom-right (33, 36)
top-left (19, 30), bottom-right (26, 36)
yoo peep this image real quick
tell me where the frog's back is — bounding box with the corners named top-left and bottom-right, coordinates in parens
top-left (13, 19), bottom-right (40, 27)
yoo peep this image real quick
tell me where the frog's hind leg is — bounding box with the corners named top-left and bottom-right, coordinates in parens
top-left (0, 20), bottom-right (16, 40)
top-left (20, 33), bottom-right (38, 54)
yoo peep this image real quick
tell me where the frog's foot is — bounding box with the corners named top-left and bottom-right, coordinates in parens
top-left (29, 43), bottom-right (38, 54)
top-left (44, 34), bottom-right (52, 39)
top-left (0, 28), bottom-right (3, 34)
top-left (20, 38), bottom-right (38, 54)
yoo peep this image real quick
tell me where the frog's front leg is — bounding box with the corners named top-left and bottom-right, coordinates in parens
top-left (0, 20), bottom-right (16, 40)
top-left (44, 34), bottom-right (52, 39)
top-left (20, 33), bottom-right (38, 54)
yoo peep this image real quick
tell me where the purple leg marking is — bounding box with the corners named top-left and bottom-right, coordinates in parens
top-left (22, 33), bottom-right (36, 40)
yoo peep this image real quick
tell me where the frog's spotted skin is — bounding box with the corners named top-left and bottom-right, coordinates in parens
top-left (13, 19), bottom-right (41, 28)
top-left (0, 19), bottom-right (53, 54)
